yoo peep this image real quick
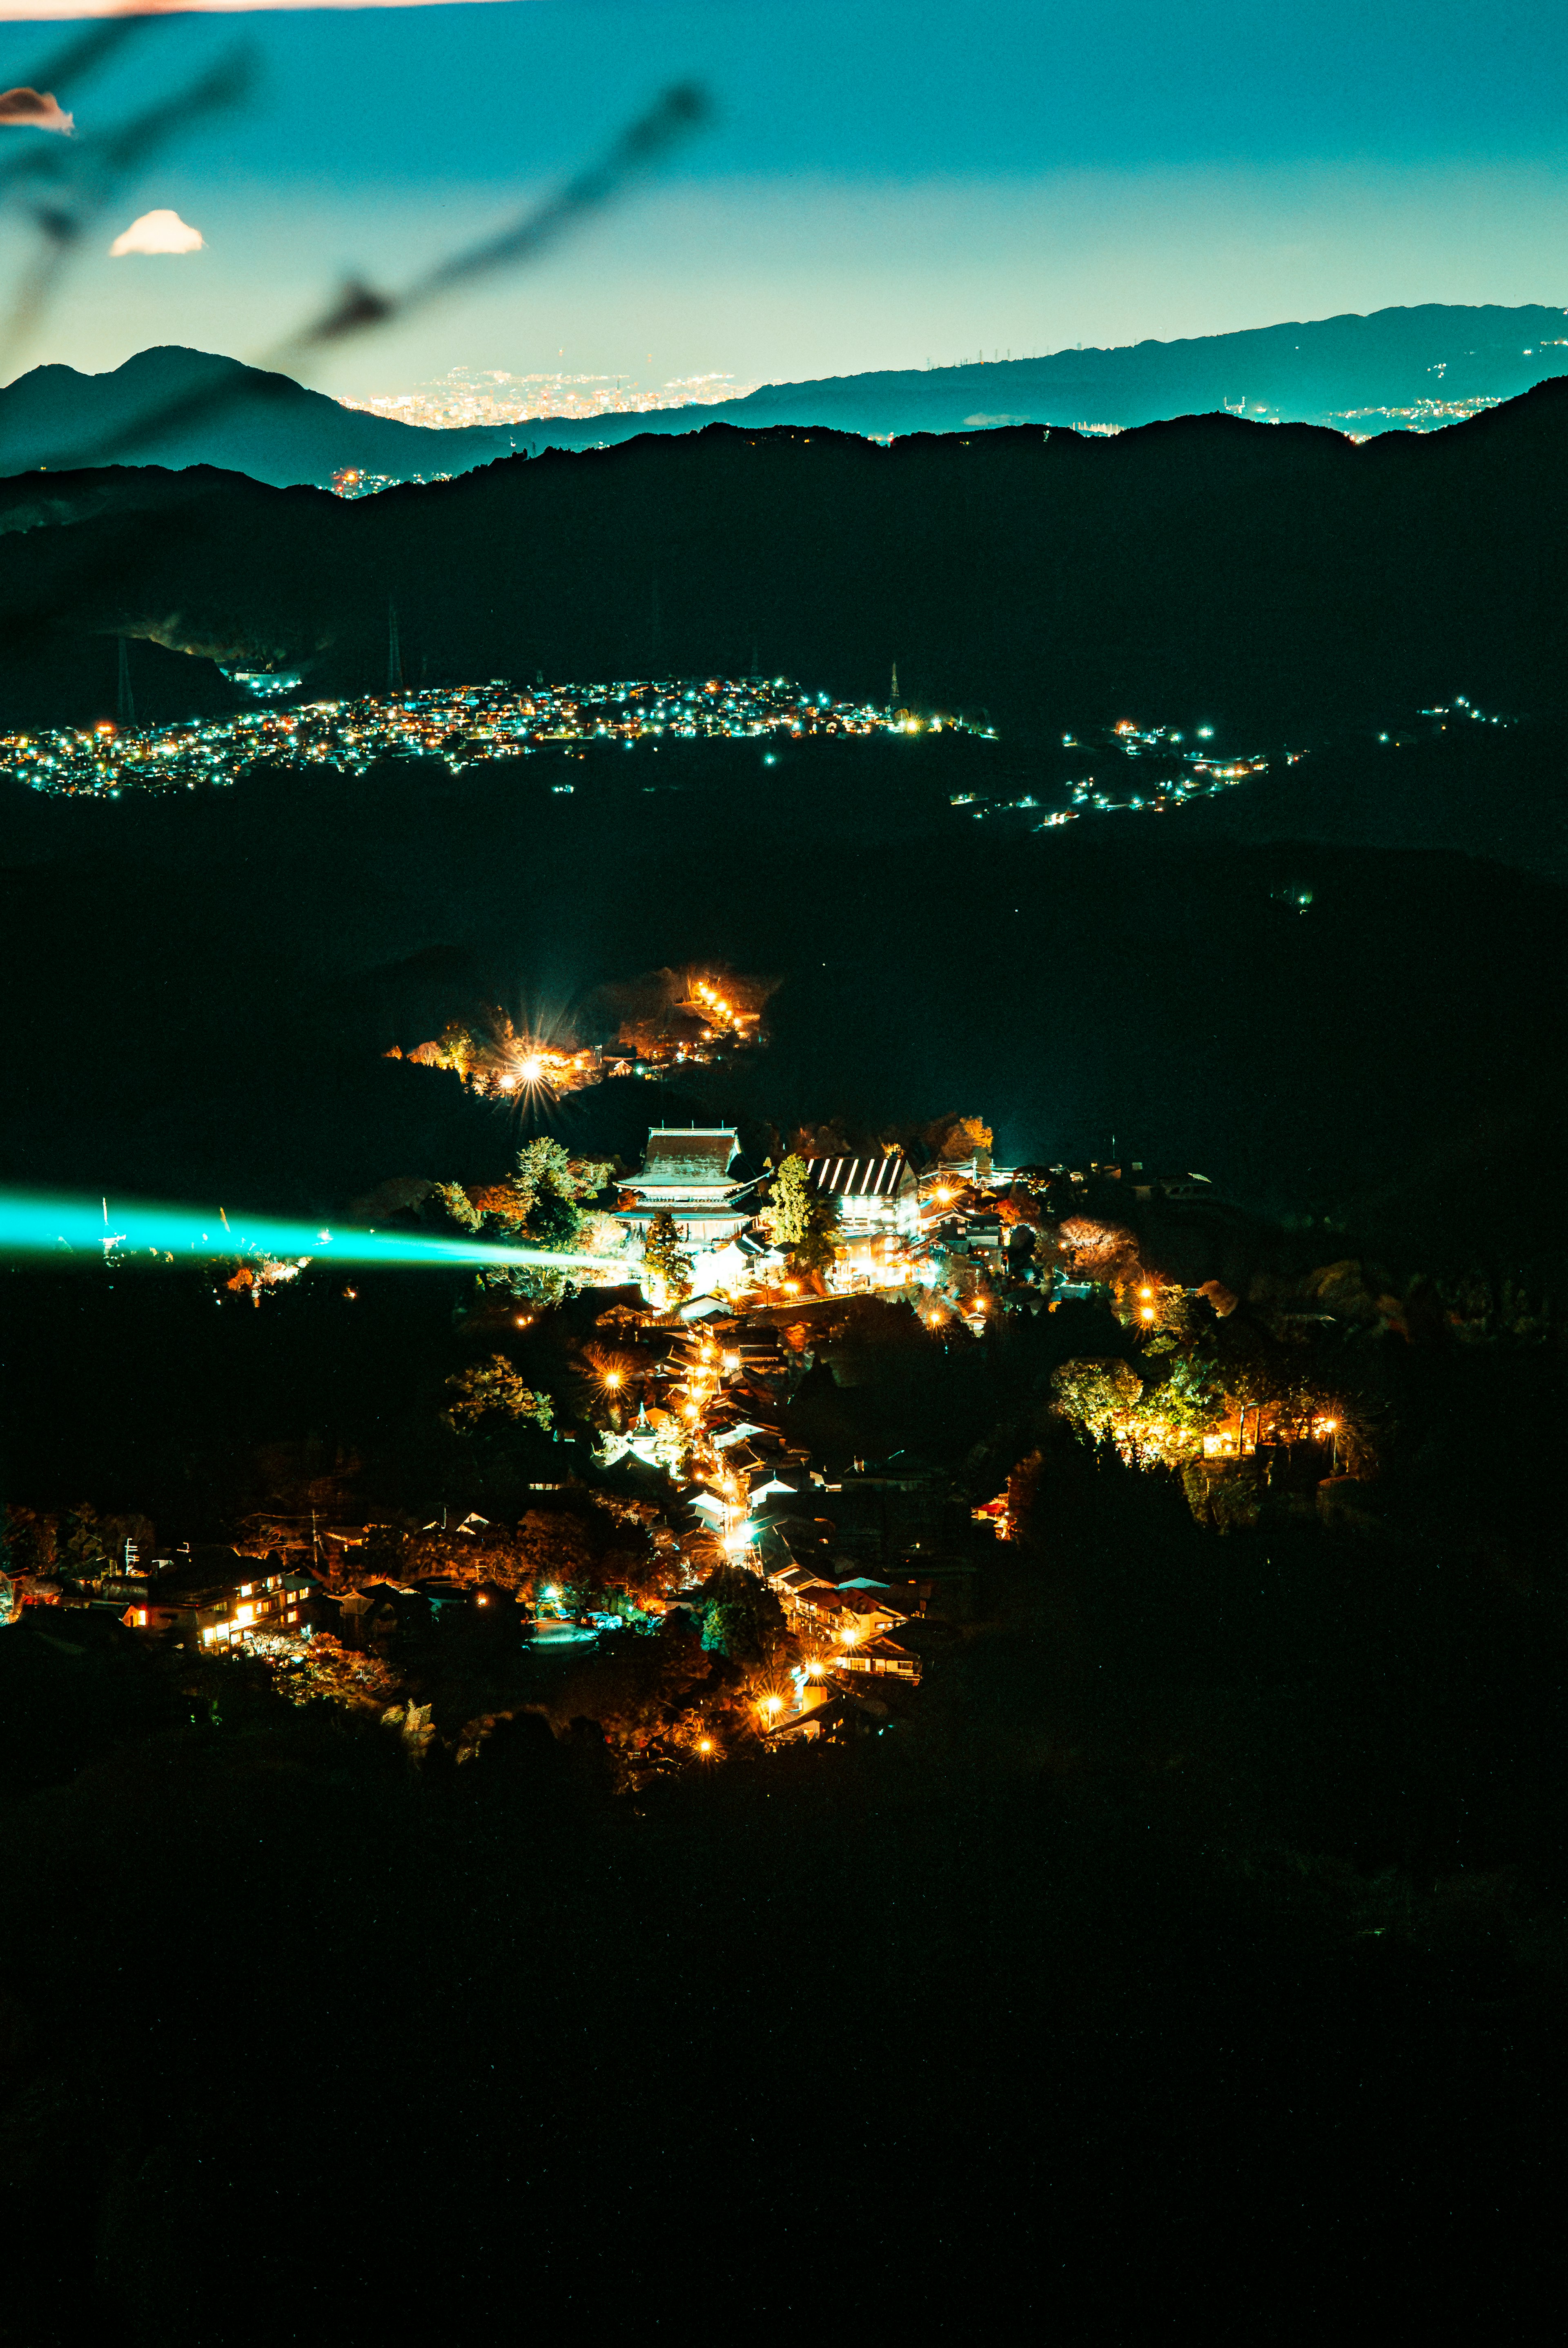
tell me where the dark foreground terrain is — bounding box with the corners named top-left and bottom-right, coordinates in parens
top-left (4, 1400), bottom-right (1564, 2341)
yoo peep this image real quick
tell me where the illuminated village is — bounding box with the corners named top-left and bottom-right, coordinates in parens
top-left (0, 672), bottom-right (1312, 838)
top-left (392, 968), bottom-right (771, 1097)
top-left (3, 1075), bottom-right (1379, 1786)
top-left (0, 676), bottom-right (986, 799)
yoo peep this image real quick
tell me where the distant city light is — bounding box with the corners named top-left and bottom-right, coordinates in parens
top-left (4, 676), bottom-right (988, 802)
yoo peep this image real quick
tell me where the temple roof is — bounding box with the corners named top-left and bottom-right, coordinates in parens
top-left (637, 1126), bottom-right (740, 1182)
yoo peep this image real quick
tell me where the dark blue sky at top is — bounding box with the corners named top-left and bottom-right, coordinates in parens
top-left (17, 0), bottom-right (1560, 184)
top-left (2, 0), bottom-right (1565, 385)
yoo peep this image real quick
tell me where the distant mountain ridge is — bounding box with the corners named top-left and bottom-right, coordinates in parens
top-left (3, 305), bottom-right (1566, 492)
top-left (532, 302), bottom-right (1568, 448)
top-left (0, 346), bottom-right (518, 489)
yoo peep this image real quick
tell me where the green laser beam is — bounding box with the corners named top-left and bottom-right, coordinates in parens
top-left (0, 1193), bottom-right (620, 1274)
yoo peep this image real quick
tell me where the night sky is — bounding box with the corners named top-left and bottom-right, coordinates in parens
top-left (0, 0), bottom-right (1564, 390)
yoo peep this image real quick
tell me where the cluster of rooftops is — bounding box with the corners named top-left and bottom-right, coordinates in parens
top-left (32, 1305), bottom-right (936, 1741)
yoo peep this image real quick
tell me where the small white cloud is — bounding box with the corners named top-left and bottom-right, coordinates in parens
top-left (109, 209), bottom-right (206, 258)
top-left (0, 87), bottom-right (73, 135)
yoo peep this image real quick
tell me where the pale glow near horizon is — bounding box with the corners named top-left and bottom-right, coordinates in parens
top-left (11, 158), bottom-right (1566, 395)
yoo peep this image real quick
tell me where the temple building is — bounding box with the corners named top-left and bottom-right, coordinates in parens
top-left (617, 1126), bottom-right (766, 1293)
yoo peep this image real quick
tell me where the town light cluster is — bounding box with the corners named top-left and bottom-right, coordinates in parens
top-left (2, 677), bottom-right (987, 801)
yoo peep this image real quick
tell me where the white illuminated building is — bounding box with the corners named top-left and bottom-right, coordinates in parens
top-left (807, 1152), bottom-right (921, 1288)
top-left (617, 1126), bottom-right (765, 1296)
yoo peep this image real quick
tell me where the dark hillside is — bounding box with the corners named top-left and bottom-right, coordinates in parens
top-left (2, 381), bottom-right (1567, 740)
top-left (3, 736), bottom-right (1563, 1258)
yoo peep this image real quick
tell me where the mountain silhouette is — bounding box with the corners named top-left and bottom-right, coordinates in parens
top-left (532, 302), bottom-right (1568, 448)
top-left (0, 346), bottom-right (518, 488)
top-left (4, 306), bottom-right (1565, 493)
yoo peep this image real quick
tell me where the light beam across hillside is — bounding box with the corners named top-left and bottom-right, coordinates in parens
top-left (0, 1191), bottom-right (616, 1272)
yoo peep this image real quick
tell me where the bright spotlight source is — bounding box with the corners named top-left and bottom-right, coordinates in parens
top-left (604, 1369), bottom-right (622, 1388)
top-left (519, 1055), bottom-right (544, 1084)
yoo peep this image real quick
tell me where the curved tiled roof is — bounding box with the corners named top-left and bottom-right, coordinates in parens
top-left (639, 1126), bottom-right (740, 1180)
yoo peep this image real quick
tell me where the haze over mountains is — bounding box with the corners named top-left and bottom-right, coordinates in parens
top-left (4, 305), bottom-right (1564, 491)
top-left (542, 302), bottom-right (1568, 448)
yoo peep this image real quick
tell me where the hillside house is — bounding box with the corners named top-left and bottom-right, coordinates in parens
top-left (100, 1547), bottom-right (316, 1642)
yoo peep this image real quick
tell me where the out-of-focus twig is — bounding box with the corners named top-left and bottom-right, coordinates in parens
top-left (298, 79), bottom-right (710, 348)
top-left (0, 10), bottom-right (151, 189)
top-left (46, 79), bottom-right (712, 472)
top-left (0, 44), bottom-right (256, 368)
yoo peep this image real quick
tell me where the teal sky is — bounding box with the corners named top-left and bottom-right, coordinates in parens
top-left (1, 0), bottom-right (1565, 392)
